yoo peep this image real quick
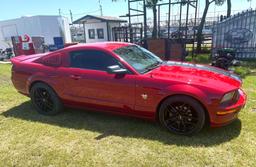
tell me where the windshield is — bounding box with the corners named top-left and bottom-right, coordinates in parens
top-left (114, 45), bottom-right (162, 74)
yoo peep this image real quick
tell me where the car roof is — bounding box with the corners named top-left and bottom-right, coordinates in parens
top-left (64, 42), bottom-right (133, 52)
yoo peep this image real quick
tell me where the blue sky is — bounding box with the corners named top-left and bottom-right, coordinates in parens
top-left (0, 0), bottom-right (255, 22)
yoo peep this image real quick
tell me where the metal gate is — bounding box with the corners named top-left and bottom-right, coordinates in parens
top-left (212, 9), bottom-right (256, 59)
top-left (112, 23), bottom-right (143, 45)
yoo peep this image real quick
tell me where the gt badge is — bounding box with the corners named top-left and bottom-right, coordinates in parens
top-left (141, 94), bottom-right (148, 100)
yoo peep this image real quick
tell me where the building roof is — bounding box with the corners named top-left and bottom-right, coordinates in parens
top-left (0, 15), bottom-right (68, 23)
top-left (73, 15), bottom-right (127, 24)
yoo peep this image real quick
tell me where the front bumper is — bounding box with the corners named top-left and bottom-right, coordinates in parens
top-left (210, 89), bottom-right (247, 127)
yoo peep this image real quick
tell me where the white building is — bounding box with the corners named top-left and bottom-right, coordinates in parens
top-left (0, 15), bottom-right (72, 49)
top-left (73, 15), bottom-right (127, 43)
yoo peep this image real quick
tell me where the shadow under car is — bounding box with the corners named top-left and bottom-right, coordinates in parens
top-left (1, 101), bottom-right (242, 147)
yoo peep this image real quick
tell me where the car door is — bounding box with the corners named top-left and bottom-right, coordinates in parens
top-left (60, 49), bottom-right (136, 112)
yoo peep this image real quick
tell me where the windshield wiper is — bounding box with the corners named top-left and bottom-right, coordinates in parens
top-left (143, 61), bottom-right (163, 73)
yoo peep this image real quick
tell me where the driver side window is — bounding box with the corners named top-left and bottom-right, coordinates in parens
top-left (70, 50), bottom-right (120, 72)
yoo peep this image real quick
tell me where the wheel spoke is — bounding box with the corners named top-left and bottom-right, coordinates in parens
top-left (165, 116), bottom-right (178, 125)
top-left (177, 121), bottom-right (181, 130)
top-left (180, 119), bottom-right (186, 131)
top-left (38, 90), bottom-right (45, 98)
top-left (34, 90), bottom-right (41, 98)
top-left (179, 103), bottom-right (186, 109)
top-left (182, 115), bottom-right (198, 122)
top-left (163, 102), bottom-right (199, 134)
top-left (45, 101), bottom-right (54, 110)
top-left (168, 105), bottom-right (178, 113)
top-left (34, 88), bottom-right (54, 112)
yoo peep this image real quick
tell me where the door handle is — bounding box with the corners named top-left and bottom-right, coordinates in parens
top-left (70, 75), bottom-right (82, 80)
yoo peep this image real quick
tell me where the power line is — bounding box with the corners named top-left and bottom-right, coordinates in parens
top-left (72, 10), bottom-right (100, 16)
top-left (60, 9), bottom-right (100, 17)
top-left (58, 0), bottom-right (102, 17)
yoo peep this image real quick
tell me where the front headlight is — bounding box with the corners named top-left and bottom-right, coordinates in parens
top-left (221, 91), bottom-right (236, 103)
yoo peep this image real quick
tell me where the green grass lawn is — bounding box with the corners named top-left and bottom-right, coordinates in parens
top-left (1, 63), bottom-right (256, 167)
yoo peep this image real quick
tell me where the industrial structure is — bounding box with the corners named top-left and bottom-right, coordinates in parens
top-left (114, 0), bottom-right (199, 60)
top-left (0, 15), bottom-right (71, 49)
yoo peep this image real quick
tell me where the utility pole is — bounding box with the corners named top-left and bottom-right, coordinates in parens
top-left (58, 8), bottom-right (61, 16)
top-left (69, 10), bottom-right (73, 23)
top-left (69, 9), bottom-right (74, 42)
top-left (98, 0), bottom-right (103, 16)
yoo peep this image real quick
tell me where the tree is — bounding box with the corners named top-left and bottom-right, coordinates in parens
top-left (146, 0), bottom-right (162, 38)
top-left (227, 0), bottom-right (252, 18)
top-left (196, 0), bottom-right (225, 52)
top-left (227, 0), bottom-right (231, 17)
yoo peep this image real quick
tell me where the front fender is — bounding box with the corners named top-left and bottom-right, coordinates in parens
top-left (163, 84), bottom-right (212, 110)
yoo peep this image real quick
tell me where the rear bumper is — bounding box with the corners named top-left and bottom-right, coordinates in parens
top-left (209, 89), bottom-right (247, 127)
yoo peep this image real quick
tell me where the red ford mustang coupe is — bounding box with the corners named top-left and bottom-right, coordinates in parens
top-left (11, 42), bottom-right (246, 135)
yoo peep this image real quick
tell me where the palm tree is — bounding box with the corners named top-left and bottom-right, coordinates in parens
top-left (227, 0), bottom-right (252, 18)
top-left (196, 0), bottom-right (225, 52)
top-left (146, 0), bottom-right (162, 38)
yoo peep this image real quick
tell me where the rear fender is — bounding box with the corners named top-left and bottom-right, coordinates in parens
top-left (26, 73), bottom-right (59, 95)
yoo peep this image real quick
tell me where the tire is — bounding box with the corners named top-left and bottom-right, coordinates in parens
top-left (30, 82), bottom-right (63, 116)
top-left (158, 95), bottom-right (205, 135)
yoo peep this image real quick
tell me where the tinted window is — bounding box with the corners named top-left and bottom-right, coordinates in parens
top-left (97, 29), bottom-right (104, 39)
top-left (88, 29), bottom-right (95, 39)
top-left (70, 50), bottom-right (119, 71)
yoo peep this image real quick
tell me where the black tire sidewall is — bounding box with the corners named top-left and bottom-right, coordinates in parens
top-left (30, 83), bottom-right (63, 116)
top-left (158, 95), bottom-right (206, 135)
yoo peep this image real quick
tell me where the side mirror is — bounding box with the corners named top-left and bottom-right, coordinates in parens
top-left (107, 65), bottom-right (128, 75)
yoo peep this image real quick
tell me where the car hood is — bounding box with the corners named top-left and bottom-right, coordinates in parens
top-left (148, 61), bottom-right (242, 91)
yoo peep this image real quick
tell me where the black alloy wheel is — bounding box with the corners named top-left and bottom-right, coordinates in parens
top-left (30, 83), bottom-right (63, 115)
top-left (159, 95), bottom-right (206, 135)
top-left (34, 88), bottom-right (54, 112)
